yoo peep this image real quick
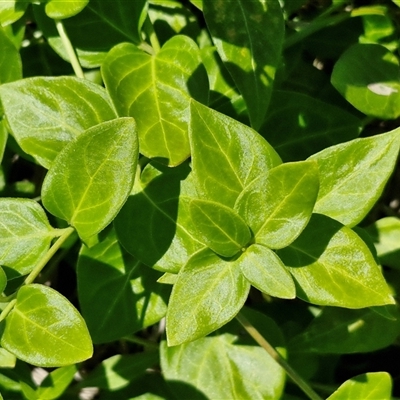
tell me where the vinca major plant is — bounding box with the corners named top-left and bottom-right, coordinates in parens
top-left (0, 0), bottom-right (400, 399)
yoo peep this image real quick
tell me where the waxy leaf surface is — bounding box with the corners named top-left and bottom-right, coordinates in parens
top-left (103, 36), bottom-right (208, 166)
top-left (332, 44), bottom-right (400, 119)
top-left (188, 199), bottom-right (251, 257)
top-left (115, 162), bottom-right (204, 273)
top-left (1, 284), bottom-right (93, 367)
top-left (42, 118), bottom-right (138, 239)
top-left (190, 100), bottom-right (281, 208)
top-left (236, 161), bottom-right (319, 249)
top-left (77, 228), bottom-right (169, 343)
top-left (0, 27), bottom-right (21, 85)
top-left (309, 128), bottom-right (400, 226)
top-left (0, 77), bottom-right (117, 168)
top-left (203, 0), bottom-right (284, 129)
top-left (167, 248), bottom-right (250, 345)
top-left (45, 0), bottom-right (89, 19)
top-left (278, 214), bottom-right (394, 308)
top-left (0, 198), bottom-right (57, 278)
top-left (239, 244), bottom-right (295, 299)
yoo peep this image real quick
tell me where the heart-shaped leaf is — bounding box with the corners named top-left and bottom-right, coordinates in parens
top-left (42, 118), bottom-right (138, 239)
top-left (1, 284), bottom-right (93, 367)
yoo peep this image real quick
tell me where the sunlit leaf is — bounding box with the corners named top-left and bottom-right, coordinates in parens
top-left (36, 365), bottom-right (77, 400)
top-left (45, 0), bottom-right (89, 19)
top-left (0, 0), bottom-right (29, 26)
top-left (0, 27), bottom-right (21, 85)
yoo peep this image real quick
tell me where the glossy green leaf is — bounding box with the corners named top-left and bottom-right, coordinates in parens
top-left (238, 244), bottom-right (295, 299)
top-left (289, 307), bottom-right (400, 354)
top-left (79, 352), bottom-right (159, 391)
top-left (42, 118), bottom-right (138, 239)
top-left (103, 36), bottom-right (208, 166)
top-left (0, 27), bottom-right (21, 85)
top-left (236, 161), bottom-right (319, 249)
top-left (166, 248), bottom-right (250, 345)
top-left (77, 227), bottom-right (169, 343)
top-left (190, 100), bottom-right (281, 208)
top-left (331, 44), bottom-right (400, 119)
top-left (0, 77), bottom-right (117, 168)
top-left (0, 1), bottom-right (29, 26)
top-left (328, 372), bottom-right (392, 400)
top-left (0, 198), bottom-right (57, 279)
top-left (0, 348), bottom-right (16, 368)
top-left (36, 365), bottom-right (77, 399)
top-left (45, 0), bottom-right (89, 19)
top-left (1, 284), bottom-right (93, 367)
top-left (278, 214), bottom-right (395, 308)
top-left (188, 199), bottom-right (251, 257)
top-left (203, 0), bottom-right (284, 129)
top-left (365, 217), bottom-right (400, 269)
top-left (115, 162), bottom-right (205, 273)
top-left (260, 91), bottom-right (362, 162)
top-left (309, 128), bottom-right (400, 227)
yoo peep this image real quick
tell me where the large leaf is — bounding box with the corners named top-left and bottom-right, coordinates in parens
top-left (327, 372), bottom-right (392, 400)
top-left (42, 118), bottom-right (138, 239)
top-left (0, 77), bottom-right (117, 168)
top-left (203, 0), bottom-right (284, 129)
top-left (188, 199), bottom-right (251, 257)
top-left (103, 36), bottom-right (208, 166)
top-left (1, 284), bottom-right (93, 367)
top-left (260, 91), bottom-right (362, 162)
top-left (331, 43), bottom-right (400, 119)
top-left (309, 128), bottom-right (400, 227)
top-left (277, 214), bottom-right (395, 308)
top-left (0, 27), bottom-right (21, 85)
top-left (77, 227), bottom-right (169, 344)
top-left (0, 198), bottom-right (57, 279)
top-left (238, 244), bottom-right (295, 299)
top-left (235, 161), bottom-right (319, 249)
top-left (190, 100), bottom-right (281, 208)
top-left (289, 307), bottom-right (400, 354)
top-left (44, 0), bottom-right (89, 19)
top-left (166, 248), bottom-right (250, 345)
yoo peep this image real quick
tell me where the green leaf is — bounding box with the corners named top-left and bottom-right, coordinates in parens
top-left (190, 100), bottom-right (281, 208)
top-left (42, 118), bottom-right (138, 239)
top-left (102, 36), bottom-right (208, 166)
top-left (188, 199), bottom-right (251, 257)
top-left (277, 214), bottom-right (395, 308)
top-left (238, 244), bottom-right (295, 299)
top-left (365, 217), bottom-right (400, 269)
top-left (0, 198), bottom-right (57, 279)
top-left (45, 0), bottom-right (89, 19)
top-left (327, 372), bottom-right (392, 400)
top-left (36, 365), bottom-right (77, 400)
top-left (203, 0), bottom-right (284, 129)
top-left (0, 348), bottom-right (16, 368)
top-left (79, 352), bottom-right (159, 391)
top-left (0, 77), bottom-right (117, 168)
top-left (260, 91), bottom-right (362, 162)
top-left (0, 27), bottom-right (21, 85)
top-left (236, 161), bottom-right (319, 249)
top-left (1, 284), bottom-right (93, 367)
top-left (115, 162), bottom-right (205, 273)
top-left (166, 248), bottom-right (250, 345)
top-left (0, 121), bottom-right (8, 164)
top-left (309, 128), bottom-right (400, 227)
top-left (289, 307), bottom-right (400, 354)
top-left (77, 227), bottom-right (169, 344)
top-left (331, 44), bottom-right (400, 119)
top-left (0, 1), bottom-right (29, 26)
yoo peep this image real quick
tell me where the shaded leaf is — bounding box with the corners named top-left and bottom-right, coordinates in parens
top-left (0, 27), bottom-right (21, 85)
top-left (36, 365), bottom-right (77, 400)
top-left (1, 284), bottom-right (93, 367)
top-left (42, 118), bottom-right (138, 239)
top-left (45, 0), bottom-right (89, 19)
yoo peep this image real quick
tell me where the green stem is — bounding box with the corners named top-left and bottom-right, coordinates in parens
top-left (0, 299), bottom-right (17, 323)
top-left (55, 19), bottom-right (85, 78)
top-left (143, 15), bottom-right (160, 53)
top-left (236, 311), bottom-right (323, 400)
top-left (122, 335), bottom-right (159, 350)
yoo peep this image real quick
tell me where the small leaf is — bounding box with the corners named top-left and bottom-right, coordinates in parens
top-left (238, 244), bottom-right (295, 299)
top-left (236, 161), bottom-right (319, 249)
top-left (42, 118), bottom-right (138, 239)
top-left (0, 26), bottom-right (21, 85)
top-left (0, 1), bottom-right (29, 26)
top-left (166, 248), bottom-right (250, 345)
top-left (203, 0), bottom-right (284, 129)
top-left (277, 214), bottom-right (395, 308)
top-left (327, 372), bottom-right (392, 400)
top-left (103, 36), bottom-right (208, 166)
top-left (0, 198), bottom-right (57, 279)
top-left (1, 284), bottom-right (93, 367)
top-left (309, 128), bottom-right (400, 226)
top-left (188, 199), bottom-right (251, 257)
top-left (37, 365), bottom-right (77, 400)
top-left (0, 348), bottom-right (16, 368)
top-left (190, 100), bottom-right (281, 208)
top-left (45, 0), bottom-right (89, 19)
top-left (0, 77), bottom-right (117, 168)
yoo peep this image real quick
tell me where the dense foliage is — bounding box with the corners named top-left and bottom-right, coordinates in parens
top-left (0, 0), bottom-right (400, 399)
